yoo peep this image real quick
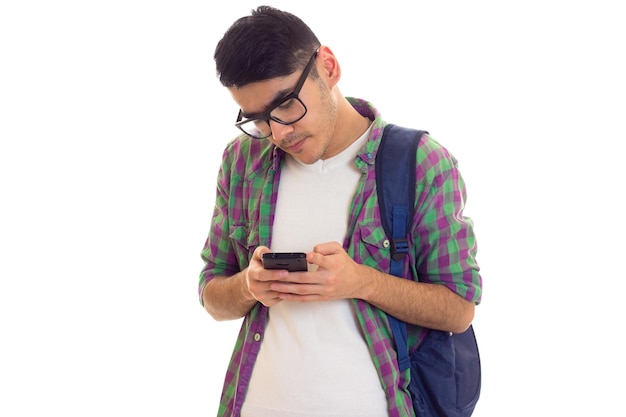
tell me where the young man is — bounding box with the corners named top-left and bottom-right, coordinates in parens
top-left (199, 6), bottom-right (482, 417)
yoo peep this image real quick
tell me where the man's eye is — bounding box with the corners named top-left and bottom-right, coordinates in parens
top-left (276, 98), bottom-right (295, 111)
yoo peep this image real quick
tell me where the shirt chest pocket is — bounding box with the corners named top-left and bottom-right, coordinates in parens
top-left (353, 221), bottom-right (392, 270)
top-left (229, 224), bottom-right (260, 270)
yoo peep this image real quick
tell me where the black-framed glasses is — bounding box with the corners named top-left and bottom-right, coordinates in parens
top-left (234, 48), bottom-right (319, 139)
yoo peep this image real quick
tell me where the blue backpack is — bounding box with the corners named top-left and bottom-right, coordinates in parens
top-left (376, 124), bottom-right (481, 417)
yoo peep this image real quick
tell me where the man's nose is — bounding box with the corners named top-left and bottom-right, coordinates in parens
top-left (269, 120), bottom-right (295, 142)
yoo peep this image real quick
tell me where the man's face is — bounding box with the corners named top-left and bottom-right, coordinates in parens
top-left (228, 57), bottom-right (338, 164)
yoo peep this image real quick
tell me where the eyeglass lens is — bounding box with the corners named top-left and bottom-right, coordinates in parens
top-left (239, 97), bottom-right (306, 138)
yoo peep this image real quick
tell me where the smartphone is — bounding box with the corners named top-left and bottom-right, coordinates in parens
top-left (262, 252), bottom-right (307, 272)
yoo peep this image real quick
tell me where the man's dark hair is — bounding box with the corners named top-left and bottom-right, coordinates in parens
top-left (214, 5), bottom-right (321, 88)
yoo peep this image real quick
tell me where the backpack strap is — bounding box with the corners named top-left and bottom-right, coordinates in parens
top-left (376, 123), bottom-right (427, 372)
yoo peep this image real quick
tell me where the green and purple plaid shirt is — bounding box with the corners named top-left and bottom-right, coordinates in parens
top-left (199, 98), bottom-right (482, 417)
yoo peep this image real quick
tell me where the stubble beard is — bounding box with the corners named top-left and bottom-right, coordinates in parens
top-left (315, 83), bottom-right (338, 161)
top-left (280, 81), bottom-right (338, 164)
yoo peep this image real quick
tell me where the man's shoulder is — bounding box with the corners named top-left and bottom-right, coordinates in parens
top-left (221, 135), bottom-right (279, 177)
top-left (377, 123), bottom-right (459, 184)
top-left (414, 132), bottom-right (459, 186)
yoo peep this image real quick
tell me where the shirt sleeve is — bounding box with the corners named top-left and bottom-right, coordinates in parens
top-left (197, 137), bottom-right (276, 305)
top-left (412, 134), bottom-right (482, 304)
top-left (197, 145), bottom-right (242, 306)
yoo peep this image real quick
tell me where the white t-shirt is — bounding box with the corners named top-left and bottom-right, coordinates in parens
top-left (241, 125), bottom-right (388, 417)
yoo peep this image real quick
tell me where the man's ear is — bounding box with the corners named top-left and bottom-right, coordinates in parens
top-left (317, 45), bottom-right (341, 88)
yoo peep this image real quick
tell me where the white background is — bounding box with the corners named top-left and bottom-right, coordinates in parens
top-left (1, 1), bottom-right (624, 416)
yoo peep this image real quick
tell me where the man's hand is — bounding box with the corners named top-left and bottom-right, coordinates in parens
top-left (257, 242), bottom-right (474, 332)
top-left (268, 241), bottom-right (367, 302)
top-left (246, 246), bottom-right (299, 307)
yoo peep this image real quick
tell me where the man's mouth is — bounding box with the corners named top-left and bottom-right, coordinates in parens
top-left (282, 137), bottom-right (307, 152)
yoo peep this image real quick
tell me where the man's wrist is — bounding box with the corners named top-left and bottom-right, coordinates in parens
top-left (239, 269), bottom-right (256, 302)
top-left (355, 264), bottom-right (378, 302)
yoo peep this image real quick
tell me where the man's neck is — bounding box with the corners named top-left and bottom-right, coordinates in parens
top-left (323, 96), bottom-right (371, 160)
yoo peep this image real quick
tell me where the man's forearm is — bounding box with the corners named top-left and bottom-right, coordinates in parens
top-left (202, 270), bottom-right (257, 321)
top-left (359, 265), bottom-right (475, 334)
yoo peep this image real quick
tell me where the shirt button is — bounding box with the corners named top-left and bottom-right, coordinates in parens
top-left (383, 239), bottom-right (390, 248)
top-left (253, 333), bottom-right (261, 342)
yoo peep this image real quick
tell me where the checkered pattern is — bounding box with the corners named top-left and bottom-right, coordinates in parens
top-left (199, 98), bottom-right (482, 417)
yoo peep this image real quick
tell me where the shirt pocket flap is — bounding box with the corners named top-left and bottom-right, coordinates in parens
top-left (355, 221), bottom-right (390, 268)
top-left (357, 221), bottom-right (389, 248)
top-left (229, 224), bottom-right (260, 267)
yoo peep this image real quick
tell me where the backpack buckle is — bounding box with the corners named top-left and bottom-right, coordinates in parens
top-left (391, 238), bottom-right (409, 261)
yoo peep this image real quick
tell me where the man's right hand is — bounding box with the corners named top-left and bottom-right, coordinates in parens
top-left (246, 246), bottom-right (287, 307)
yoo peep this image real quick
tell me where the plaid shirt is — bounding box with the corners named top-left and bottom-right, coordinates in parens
top-left (199, 98), bottom-right (482, 417)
